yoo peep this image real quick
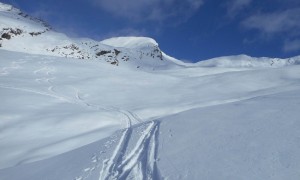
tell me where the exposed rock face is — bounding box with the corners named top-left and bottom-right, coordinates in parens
top-left (1, 28), bottom-right (23, 39)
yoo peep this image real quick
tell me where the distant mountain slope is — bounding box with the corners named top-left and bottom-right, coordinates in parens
top-left (196, 54), bottom-right (300, 68)
top-left (0, 2), bottom-right (177, 70)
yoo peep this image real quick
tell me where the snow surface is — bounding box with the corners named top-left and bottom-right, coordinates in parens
top-left (101, 37), bottom-right (158, 49)
top-left (1, 2), bottom-right (300, 180)
top-left (196, 54), bottom-right (300, 68)
top-left (1, 48), bottom-right (300, 179)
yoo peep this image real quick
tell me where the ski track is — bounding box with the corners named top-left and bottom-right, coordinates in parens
top-left (34, 61), bottom-right (56, 88)
top-left (0, 60), bottom-right (25, 76)
top-left (73, 87), bottom-right (142, 126)
top-left (99, 120), bottom-right (162, 180)
top-left (0, 84), bottom-right (73, 103)
top-left (73, 87), bottom-right (147, 180)
top-left (33, 60), bottom-right (143, 129)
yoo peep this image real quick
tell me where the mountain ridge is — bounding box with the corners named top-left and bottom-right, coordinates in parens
top-left (1, 2), bottom-right (300, 70)
top-left (0, 2), bottom-right (176, 70)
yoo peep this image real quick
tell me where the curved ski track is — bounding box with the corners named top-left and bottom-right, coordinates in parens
top-left (99, 120), bottom-right (162, 180)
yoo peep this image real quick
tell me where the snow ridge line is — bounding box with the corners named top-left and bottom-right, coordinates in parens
top-left (99, 121), bottom-right (162, 180)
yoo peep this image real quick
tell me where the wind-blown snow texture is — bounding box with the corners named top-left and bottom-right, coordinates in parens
top-left (1, 2), bottom-right (300, 180)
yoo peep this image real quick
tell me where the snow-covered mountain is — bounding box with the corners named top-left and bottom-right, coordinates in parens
top-left (0, 2), bottom-right (178, 70)
top-left (1, 2), bottom-right (300, 180)
top-left (196, 54), bottom-right (300, 68)
top-left (1, 2), bottom-right (299, 70)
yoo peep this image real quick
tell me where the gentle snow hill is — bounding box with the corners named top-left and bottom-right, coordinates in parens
top-left (1, 2), bottom-right (300, 180)
top-left (195, 54), bottom-right (300, 68)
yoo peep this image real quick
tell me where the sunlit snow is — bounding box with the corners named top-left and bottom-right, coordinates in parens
top-left (1, 2), bottom-right (300, 180)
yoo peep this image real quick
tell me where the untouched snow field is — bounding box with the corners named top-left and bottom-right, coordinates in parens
top-left (1, 2), bottom-right (300, 180)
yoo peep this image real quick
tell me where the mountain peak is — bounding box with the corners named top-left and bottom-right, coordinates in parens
top-left (0, 2), bottom-right (14, 12)
top-left (101, 36), bottom-right (158, 49)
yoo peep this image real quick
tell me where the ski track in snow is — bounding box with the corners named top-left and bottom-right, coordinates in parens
top-left (73, 121), bottom-right (162, 180)
top-left (5, 57), bottom-right (143, 129)
top-left (0, 60), bottom-right (25, 76)
top-left (34, 61), bottom-right (56, 85)
top-left (73, 87), bottom-right (142, 126)
top-left (98, 120), bottom-right (162, 180)
top-left (1, 59), bottom-right (77, 103)
top-left (29, 58), bottom-right (156, 180)
top-left (1, 57), bottom-right (143, 129)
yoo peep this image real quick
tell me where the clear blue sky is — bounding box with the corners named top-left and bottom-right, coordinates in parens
top-left (2, 0), bottom-right (300, 61)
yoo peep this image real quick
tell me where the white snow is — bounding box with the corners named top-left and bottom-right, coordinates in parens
top-left (101, 36), bottom-right (158, 49)
top-left (1, 2), bottom-right (300, 180)
top-left (196, 54), bottom-right (300, 68)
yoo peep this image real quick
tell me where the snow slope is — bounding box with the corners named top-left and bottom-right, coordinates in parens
top-left (1, 49), bottom-right (300, 179)
top-left (196, 54), bottom-right (300, 68)
top-left (1, 88), bottom-right (300, 180)
top-left (1, 2), bottom-right (300, 180)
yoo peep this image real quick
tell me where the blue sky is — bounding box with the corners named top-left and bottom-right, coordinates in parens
top-left (2, 0), bottom-right (300, 61)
